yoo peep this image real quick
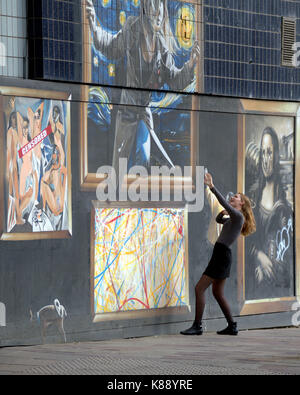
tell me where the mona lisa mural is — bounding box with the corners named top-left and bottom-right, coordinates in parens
top-left (237, 100), bottom-right (299, 315)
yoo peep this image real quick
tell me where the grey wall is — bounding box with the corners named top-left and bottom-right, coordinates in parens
top-left (0, 76), bottom-right (296, 346)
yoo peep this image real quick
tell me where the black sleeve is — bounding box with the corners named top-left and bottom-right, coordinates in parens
top-left (216, 211), bottom-right (228, 224)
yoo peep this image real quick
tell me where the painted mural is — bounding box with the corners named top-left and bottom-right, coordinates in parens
top-left (30, 299), bottom-right (67, 343)
top-left (244, 115), bottom-right (294, 300)
top-left (86, 91), bottom-right (194, 174)
top-left (2, 95), bottom-right (71, 238)
top-left (92, 207), bottom-right (188, 316)
top-left (83, 0), bottom-right (200, 179)
top-left (84, 0), bottom-right (200, 91)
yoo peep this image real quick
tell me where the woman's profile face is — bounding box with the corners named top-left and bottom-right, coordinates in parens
top-left (229, 193), bottom-right (244, 210)
top-left (261, 133), bottom-right (274, 179)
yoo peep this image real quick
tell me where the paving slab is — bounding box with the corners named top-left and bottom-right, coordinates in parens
top-left (0, 328), bottom-right (300, 375)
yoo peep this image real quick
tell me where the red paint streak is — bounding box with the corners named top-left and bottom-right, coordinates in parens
top-left (106, 213), bottom-right (125, 225)
top-left (170, 211), bottom-right (183, 237)
top-left (119, 297), bottom-right (149, 310)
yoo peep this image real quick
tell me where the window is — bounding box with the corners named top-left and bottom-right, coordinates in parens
top-left (281, 17), bottom-right (296, 67)
top-left (0, 0), bottom-right (27, 77)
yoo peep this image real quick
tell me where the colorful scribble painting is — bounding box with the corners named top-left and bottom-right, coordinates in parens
top-left (93, 207), bottom-right (188, 315)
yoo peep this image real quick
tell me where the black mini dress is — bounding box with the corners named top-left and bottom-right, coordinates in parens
top-left (203, 242), bottom-right (232, 279)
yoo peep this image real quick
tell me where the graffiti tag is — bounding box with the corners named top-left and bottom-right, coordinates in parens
top-left (276, 217), bottom-right (292, 262)
top-left (54, 299), bottom-right (67, 318)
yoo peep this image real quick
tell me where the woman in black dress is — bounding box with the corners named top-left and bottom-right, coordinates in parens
top-left (181, 172), bottom-right (256, 336)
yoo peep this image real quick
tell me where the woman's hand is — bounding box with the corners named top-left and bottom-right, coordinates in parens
top-left (204, 172), bottom-right (214, 189)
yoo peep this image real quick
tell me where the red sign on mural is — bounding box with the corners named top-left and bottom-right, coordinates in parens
top-left (18, 124), bottom-right (52, 159)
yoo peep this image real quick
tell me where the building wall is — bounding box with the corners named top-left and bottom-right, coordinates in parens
top-left (0, 0), bottom-right (27, 78)
top-left (204, 0), bottom-right (300, 99)
top-left (0, 77), bottom-right (298, 346)
top-left (22, 0), bottom-right (300, 100)
top-left (2, 0), bottom-right (300, 100)
top-left (0, 0), bottom-right (299, 346)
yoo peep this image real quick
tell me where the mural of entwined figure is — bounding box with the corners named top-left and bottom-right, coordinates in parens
top-left (85, 0), bottom-right (200, 178)
top-left (245, 126), bottom-right (294, 299)
top-left (4, 97), bottom-right (69, 233)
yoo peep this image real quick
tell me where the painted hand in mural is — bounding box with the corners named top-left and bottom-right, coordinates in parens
top-left (188, 40), bottom-right (201, 69)
top-left (255, 250), bottom-right (274, 282)
top-left (86, 0), bottom-right (96, 28)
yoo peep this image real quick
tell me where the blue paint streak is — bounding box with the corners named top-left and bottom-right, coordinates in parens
top-left (155, 237), bottom-right (183, 308)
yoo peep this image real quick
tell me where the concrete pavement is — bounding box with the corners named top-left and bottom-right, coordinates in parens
top-left (0, 327), bottom-right (299, 375)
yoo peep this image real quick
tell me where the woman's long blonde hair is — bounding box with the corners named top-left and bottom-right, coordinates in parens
top-left (239, 193), bottom-right (256, 236)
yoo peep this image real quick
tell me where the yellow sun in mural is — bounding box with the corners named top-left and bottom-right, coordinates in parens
top-left (108, 63), bottom-right (115, 77)
top-left (176, 6), bottom-right (195, 50)
top-left (93, 56), bottom-right (99, 67)
top-left (119, 11), bottom-right (126, 26)
top-left (102, 0), bottom-right (111, 7)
